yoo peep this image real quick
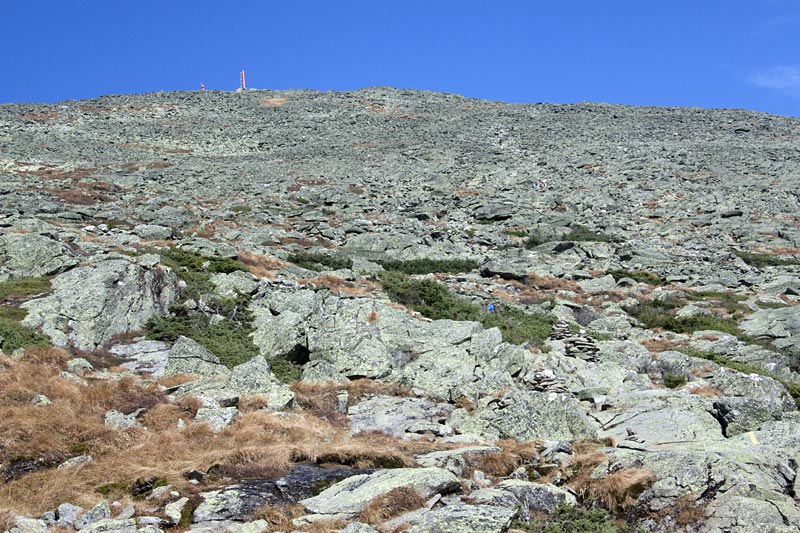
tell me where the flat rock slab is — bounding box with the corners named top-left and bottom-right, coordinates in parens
top-left (406, 503), bottom-right (517, 533)
top-left (300, 467), bottom-right (460, 516)
top-left (348, 395), bottom-right (453, 438)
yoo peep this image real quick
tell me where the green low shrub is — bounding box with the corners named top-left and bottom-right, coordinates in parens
top-left (287, 252), bottom-right (353, 271)
top-left (379, 271), bottom-right (554, 346)
top-left (734, 251), bottom-right (799, 268)
top-left (606, 269), bottom-right (667, 286)
top-left (663, 374), bottom-right (687, 389)
top-left (517, 503), bottom-right (629, 533)
top-left (0, 317), bottom-right (51, 353)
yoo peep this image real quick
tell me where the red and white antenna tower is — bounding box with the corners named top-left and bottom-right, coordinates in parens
top-left (240, 70), bottom-right (247, 90)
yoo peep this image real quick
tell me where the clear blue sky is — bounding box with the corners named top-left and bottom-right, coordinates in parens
top-left (3, 1), bottom-right (799, 117)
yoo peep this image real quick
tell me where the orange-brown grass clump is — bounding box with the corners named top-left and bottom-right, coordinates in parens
top-left (254, 503), bottom-right (306, 530)
top-left (291, 379), bottom-right (415, 425)
top-left (688, 384), bottom-right (724, 398)
top-left (541, 439), bottom-right (655, 515)
top-left (358, 487), bottom-right (427, 525)
top-left (641, 338), bottom-right (686, 353)
top-left (586, 468), bottom-right (655, 513)
top-left (237, 251), bottom-right (285, 279)
top-left (472, 439), bottom-right (540, 479)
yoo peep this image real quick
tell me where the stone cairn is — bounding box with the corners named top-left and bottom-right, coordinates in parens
top-left (524, 365), bottom-right (569, 393)
top-left (549, 317), bottom-right (599, 362)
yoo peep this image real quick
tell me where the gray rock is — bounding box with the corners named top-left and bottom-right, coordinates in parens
top-left (225, 356), bottom-right (295, 410)
top-left (713, 397), bottom-right (782, 437)
top-left (194, 406), bottom-right (239, 432)
top-left (406, 503), bottom-right (517, 533)
top-left (0, 232), bottom-right (79, 279)
top-left (78, 518), bottom-right (138, 533)
top-left (595, 390), bottom-right (723, 448)
top-left (348, 395), bottom-right (453, 438)
top-left (415, 446), bottom-right (501, 477)
top-left (165, 336), bottom-right (230, 378)
top-left (104, 409), bottom-right (142, 429)
top-left (193, 488), bottom-right (245, 522)
top-left (164, 497), bottom-right (188, 524)
top-left (30, 394), bottom-right (51, 406)
top-left (111, 339), bottom-right (171, 377)
top-left (21, 257), bottom-right (179, 350)
top-left (75, 500), bottom-right (111, 530)
top-left (7, 517), bottom-right (49, 533)
top-left (56, 503), bottom-right (84, 528)
top-left (300, 467), bottom-right (460, 516)
top-left (496, 480), bottom-right (576, 519)
top-left (454, 389), bottom-right (597, 441)
top-left (300, 360), bottom-right (350, 383)
top-left (340, 523), bottom-right (380, 533)
top-left (210, 270), bottom-right (258, 297)
top-left (133, 224), bottom-right (174, 240)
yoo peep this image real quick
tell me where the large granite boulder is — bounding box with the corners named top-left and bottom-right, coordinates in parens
top-left (347, 395), bottom-right (454, 438)
top-left (21, 255), bottom-right (178, 350)
top-left (452, 389), bottom-right (597, 441)
top-left (0, 232), bottom-right (79, 279)
top-left (406, 503), bottom-right (517, 533)
top-left (164, 336), bottom-right (230, 378)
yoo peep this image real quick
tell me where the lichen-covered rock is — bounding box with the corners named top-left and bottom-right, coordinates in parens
top-left (406, 503), bottom-right (517, 533)
top-left (74, 500), bottom-right (111, 530)
top-left (194, 406), bottom-right (238, 432)
top-left (0, 232), bottom-right (79, 279)
top-left (415, 446), bottom-right (501, 477)
top-left (104, 409), bottom-right (142, 429)
top-left (348, 395), bottom-right (453, 438)
top-left (595, 390), bottom-right (723, 448)
top-left (192, 488), bottom-right (246, 522)
top-left (225, 356), bottom-right (294, 409)
top-left (495, 479), bottom-right (576, 518)
top-left (165, 336), bottom-right (230, 378)
top-left (210, 270), bottom-right (258, 297)
top-left (300, 467), bottom-right (460, 516)
top-left (713, 397), bottom-right (783, 437)
top-left (111, 339), bottom-right (172, 377)
top-left (6, 516), bottom-right (49, 533)
top-left (21, 257), bottom-right (178, 350)
top-left (78, 518), bottom-right (138, 532)
top-left (453, 389), bottom-right (597, 441)
top-left (164, 497), bottom-right (188, 524)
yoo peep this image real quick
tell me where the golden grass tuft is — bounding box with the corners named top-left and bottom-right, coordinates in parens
top-left (586, 468), bottom-right (655, 513)
top-left (358, 487), bottom-right (426, 525)
top-left (473, 439), bottom-right (540, 479)
top-left (688, 384), bottom-right (724, 398)
top-left (254, 503), bottom-right (305, 529)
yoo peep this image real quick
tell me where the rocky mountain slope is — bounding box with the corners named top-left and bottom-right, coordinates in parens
top-left (0, 88), bottom-right (799, 533)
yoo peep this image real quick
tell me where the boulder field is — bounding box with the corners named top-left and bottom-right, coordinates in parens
top-left (0, 88), bottom-right (798, 532)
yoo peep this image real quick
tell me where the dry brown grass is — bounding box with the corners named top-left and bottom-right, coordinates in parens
top-left (254, 503), bottom-right (305, 529)
top-left (525, 273), bottom-right (581, 292)
top-left (260, 97), bottom-right (288, 107)
top-left (688, 384), bottom-right (723, 398)
top-left (586, 468), bottom-right (654, 513)
top-left (358, 487), bottom-right (426, 525)
top-left (157, 373), bottom-right (199, 388)
top-left (473, 439), bottom-right (540, 479)
top-left (641, 338), bottom-right (686, 353)
top-left (237, 251), bottom-right (285, 278)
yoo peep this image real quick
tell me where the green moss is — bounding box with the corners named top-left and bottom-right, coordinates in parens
top-left (606, 269), bottom-right (667, 286)
top-left (96, 482), bottom-right (128, 497)
top-left (230, 205), bottom-right (252, 214)
top-left (734, 251), bottom-right (799, 268)
top-left (505, 229), bottom-right (529, 237)
top-left (287, 252), bottom-right (353, 271)
top-left (377, 258), bottom-right (479, 275)
top-left (0, 276), bottom-right (53, 300)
